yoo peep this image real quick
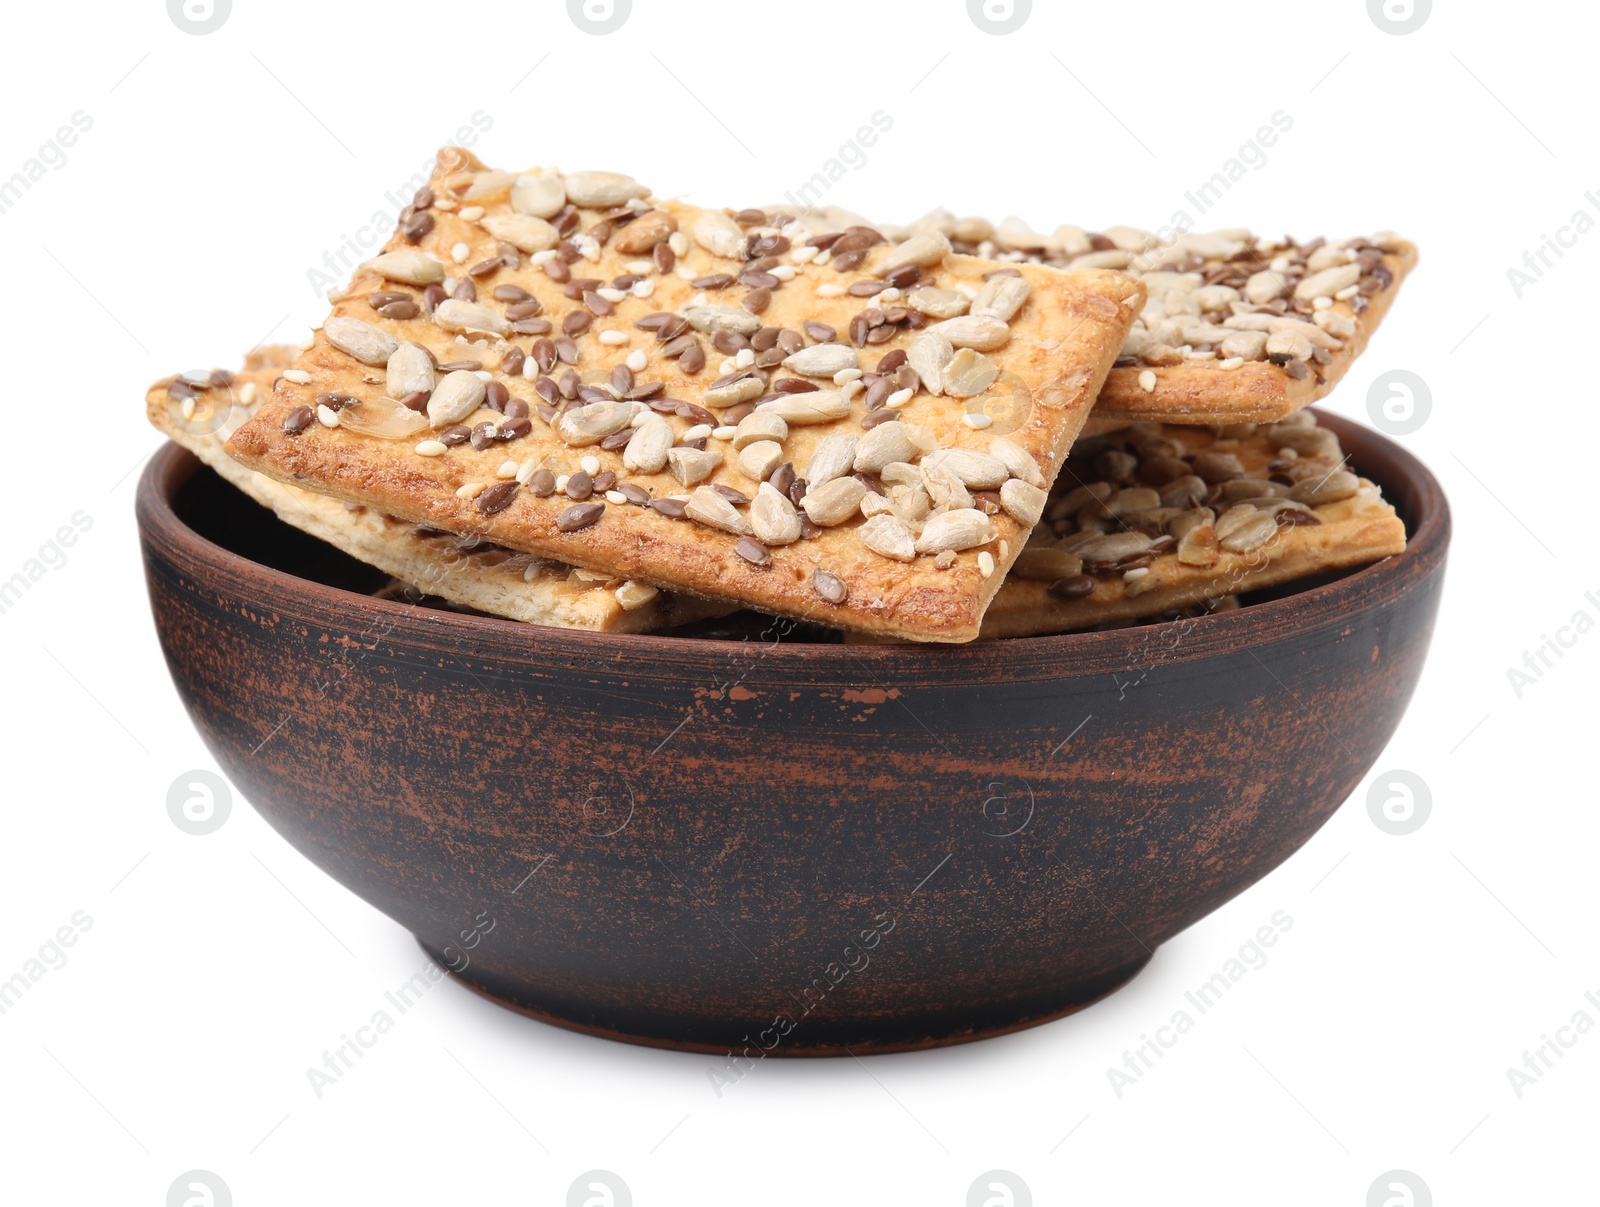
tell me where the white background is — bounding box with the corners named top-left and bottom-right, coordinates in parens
top-left (1, 1), bottom-right (1594, 1203)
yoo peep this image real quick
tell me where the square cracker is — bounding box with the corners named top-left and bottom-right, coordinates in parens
top-left (894, 213), bottom-right (1416, 424)
top-left (226, 149), bottom-right (1142, 642)
top-left (976, 411), bottom-right (1406, 638)
top-left (150, 349), bottom-right (730, 632)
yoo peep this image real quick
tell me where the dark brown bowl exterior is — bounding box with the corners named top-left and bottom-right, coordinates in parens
top-left (137, 412), bottom-right (1448, 1056)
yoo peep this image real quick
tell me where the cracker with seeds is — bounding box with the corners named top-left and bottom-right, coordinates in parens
top-left (890, 212), bottom-right (1416, 424)
top-left (151, 349), bottom-right (729, 632)
top-left (226, 149), bottom-right (1142, 643)
top-left (976, 411), bottom-right (1406, 637)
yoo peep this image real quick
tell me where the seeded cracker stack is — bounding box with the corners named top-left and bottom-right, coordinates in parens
top-left (227, 149), bottom-right (1143, 643)
top-left (150, 348), bottom-right (733, 632)
top-left (886, 210), bottom-right (1416, 425)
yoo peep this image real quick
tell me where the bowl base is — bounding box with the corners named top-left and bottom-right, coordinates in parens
top-left (420, 938), bottom-right (1153, 1057)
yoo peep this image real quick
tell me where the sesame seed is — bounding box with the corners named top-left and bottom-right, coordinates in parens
top-left (1312, 296), bottom-right (1333, 311)
top-left (605, 490), bottom-right (628, 505)
top-left (283, 369), bottom-right (312, 384)
top-left (978, 551), bottom-right (996, 577)
top-left (668, 231), bottom-right (689, 257)
top-left (791, 246), bottom-right (819, 264)
top-left (597, 287), bottom-right (628, 303)
top-left (879, 287), bottom-right (901, 302)
top-left (415, 439), bottom-right (448, 456)
top-left (530, 249), bottom-right (558, 265)
top-left (712, 425), bottom-right (737, 440)
top-left (456, 482), bottom-right (486, 499)
top-left (999, 540), bottom-right (1010, 562)
top-left (475, 370), bottom-right (494, 382)
top-left (817, 283), bottom-right (845, 297)
top-left (1218, 357), bottom-right (1244, 370)
top-left (459, 205), bottom-right (484, 221)
top-left (180, 397), bottom-right (196, 420)
top-left (962, 412), bottom-right (992, 429)
top-left (555, 474), bottom-right (569, 492)
top-left (451, 242), bottom-right (470, 263)
top-left (770, 265), bottom-right (796, 281)
top-left (498, 460), bottom-right (519, 479)
top-left (735, 349), bottom-right (755, 368)
top-left (839, 380), bottom-right (865, 402)
top-left (580, 455), bottom-right (601, 475)
top-left (834, 368), bottom-right (863, 385)
top-left (516, 459), bottom-right (539, 484)
top-left (625, 350), bottom-right (647, 372)
top-left (1123, 566), bottom-right (1149, 582)
top-left (885, 388), bottom-right (913, 409)
top-left (316, 404), bottom-right (340, 428)
top-left (239, 382), bottom-right (258, 405)
top-left (625, 259), bottom-right (653, 274)
top-left (682, 423), bottom-right (712, 441)
top-left (632, 279), bottom-right (656, 299)
top-left (1138, 369), bottom-right (1157, 393)
top-left (1335, 283), bottom-right (1361, 300)
top-left (598, 330), bottom-right (629, 346)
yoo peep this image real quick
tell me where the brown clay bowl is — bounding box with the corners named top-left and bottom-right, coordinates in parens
top-left (137, 411), bottom-right (1448, 1056)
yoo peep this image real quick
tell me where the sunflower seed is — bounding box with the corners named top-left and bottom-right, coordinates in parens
top-left (703, 375), bottom-right (767, 408)
top-left (939, 348), bottom-right (1000, 398)
top-left (906, 330), bottom-right (954, 396)
top-left (906, 285), bottom-right (969, 320)
top-left (879, 231), bottom-right (951, 270)
top-left (801, 477), bottom-right (868, 526)
top-left (386, 343), bottom-right (435, 399)
top-left (556, 399), bottom-right (635, 446)
top-left (364, 250), bottom-right (445, 286)
top-left (783, 344), bottom-right (857, 377)
top-left (1293, 263), bottom-right (1361, 301)
top-left (804, 433), bottom-right (859, 485)
top-left (914, 508), bottom-right (995, 554)
top-left (685, 305), bottom-right (761, 336)
top-left (856, 513), bottom-right (917, 562)
top-left (614, 580), bottom-right (658, 610)
top-left (737, 440), bottom-right (783, 481)
top-left (1074, 532), bottom-right (1154, 562)
top-left (691, 209), bottom-right (747, 259)
top-left (685, 484), bottom-right (752, 533)
top-left (971, 275), bottom-right (1031, 322)
top-left (852, 421), bottom-right (918, 473)
top-left (988, 437), bottom-right (1043, 487)
top-left (1219, 508), bottom-right (1278, 552)
top-left (324, 315), bottom-right (398, 366)
top-left (750, 482), bottom-right (802, 545)
top-left (1289, 470), bottom-right (1360, 506)
top-left (511, 174), bottom-right (566, 218)
top-left (426, 370), bottom-right (487, 427)
top-left (433, 298), bottom-right (512, 337)
top-left (760, 391), bottom-right (852, 425)
top-left (732, 409), bottom-right (787, 450)
top-left (564, 170), bottom-right (649, 207)
top-left (477, 213), bottom-right (557, 254)
top-left (920, 463), bottom-right (973, 511)
top-left (623, 415), bottom-right (673, 472)
top-left (669, 446), bottom-right (725, 487)
top-left (999, 479), bottom-right (1047, 525)
top-left (929, 314), bottom-right (1010, 351)
top-left (921, 448), bottom-right (1009, 489)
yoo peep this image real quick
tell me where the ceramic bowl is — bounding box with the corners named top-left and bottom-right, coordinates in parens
top-left (137, 411), bottom-right (1448, 1055)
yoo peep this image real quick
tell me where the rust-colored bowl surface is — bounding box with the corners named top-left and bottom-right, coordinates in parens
top-left (137, 412), bottom-right (1448, 1056)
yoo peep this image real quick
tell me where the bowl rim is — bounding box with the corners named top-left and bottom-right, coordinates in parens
top-left (137, 409), bottom-right (1450, 683)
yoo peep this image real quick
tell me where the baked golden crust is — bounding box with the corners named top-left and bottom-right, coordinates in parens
top-left (149, 350), bottom-right (730, 632)
top-left (976, 413), bottom-right (1406, 637)
top-left (225, 149), bottom-right (1141, 642)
